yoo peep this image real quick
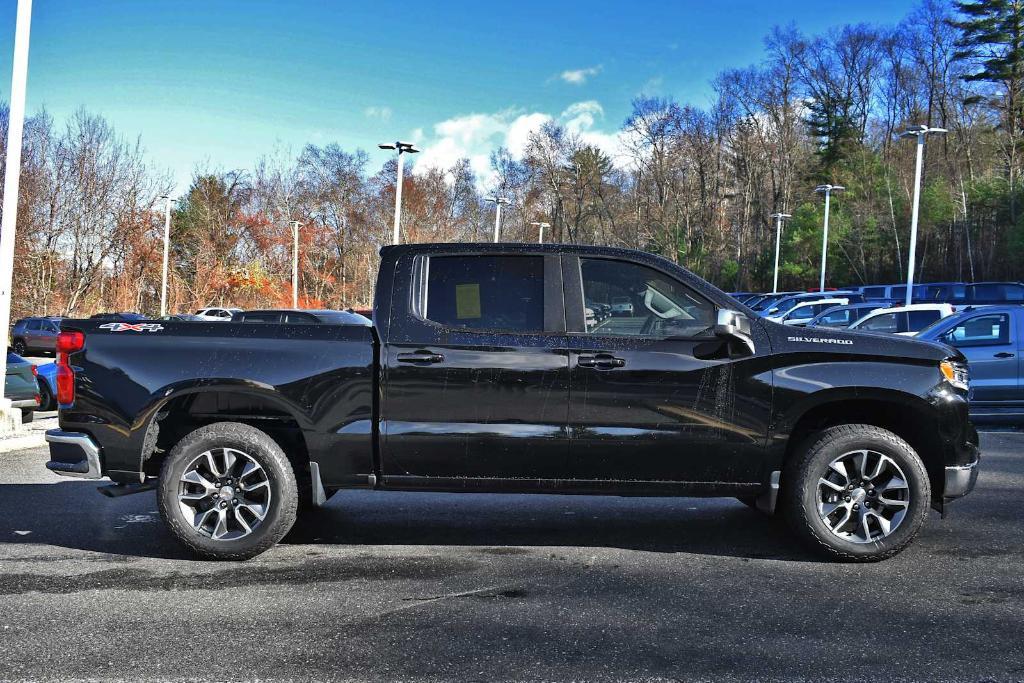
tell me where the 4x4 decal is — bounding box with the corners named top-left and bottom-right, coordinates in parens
top-left (99, 322), bottom-right (165, 332)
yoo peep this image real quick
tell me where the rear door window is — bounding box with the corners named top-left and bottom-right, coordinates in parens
top-left (26, 319), bottom-right (41, 331)
top-left (424, 255), bottom-right (544, 333)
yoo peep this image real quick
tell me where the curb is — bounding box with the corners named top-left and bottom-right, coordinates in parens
top-left (0, 431), bottom-right (47, 453)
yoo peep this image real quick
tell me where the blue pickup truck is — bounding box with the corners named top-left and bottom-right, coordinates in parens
top-left (918, 305), bottom-right (1023, 423)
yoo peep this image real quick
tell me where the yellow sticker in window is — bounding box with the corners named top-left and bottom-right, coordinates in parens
top-left (455, 283), bottom-right (481, 319)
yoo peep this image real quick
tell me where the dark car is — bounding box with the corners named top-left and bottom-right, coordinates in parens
top-left (806, 302), bottom-right (897, 329)
top-left (917, 305), bottom-right (1024, 423)
top-left (5, 352), bottom-right (40, 423)
top-left (46, 243), bottom-right (979, 562)
top-left (231, 309), bottom-right (372, 325)
top-left (89, 312), bottom-right (148, 321)
top-left (10, 316), bottom-right (62, 355)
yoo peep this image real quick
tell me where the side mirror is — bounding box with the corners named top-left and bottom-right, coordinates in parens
top-left (714, 309), bottom-right (756, 355)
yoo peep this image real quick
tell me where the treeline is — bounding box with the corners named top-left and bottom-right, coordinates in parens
top-left (2, 0), bottom-right (1023, 317)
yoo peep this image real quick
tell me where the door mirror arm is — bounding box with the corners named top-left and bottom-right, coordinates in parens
top-left (714, 309), bottom-right (756, 356)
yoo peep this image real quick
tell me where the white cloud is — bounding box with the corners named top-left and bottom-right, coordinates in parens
top-left (559, 65), bottom-right (602, 85)
top-left (413, 100), bottom-right (627, 186)
top-left (364, 106), bottom-right (393, 121)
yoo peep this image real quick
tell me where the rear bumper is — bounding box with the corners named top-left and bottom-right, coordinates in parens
top-left (10, 398), bottom-right (38, 409)
top-left (45, 429), bottom-right (103, 479)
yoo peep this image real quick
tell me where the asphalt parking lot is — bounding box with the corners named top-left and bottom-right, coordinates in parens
top-left (0, 432), bottom-right (1022, 682)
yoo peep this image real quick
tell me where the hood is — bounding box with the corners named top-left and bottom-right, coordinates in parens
top-left (760, 318), bottom-right (964, 364)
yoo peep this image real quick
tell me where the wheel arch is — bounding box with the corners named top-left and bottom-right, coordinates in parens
top-left (777, 389), bottom-right (946, 500)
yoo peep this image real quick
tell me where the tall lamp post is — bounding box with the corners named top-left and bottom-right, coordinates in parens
top-left (899, 124), bottom-right (947, 307)
top-left (486, 196), bottom-right (511, 242)
top-left (159, 195), bottom-right (175, 316)
top-left (530, 221), bottom-right (550, 244)
top-left (769, 212), bottom-right (791, 294)
top-left (0, 0), bottom-right (32, 416)
top-left (814, 184), bottom-right (845, 292)
top-left (378, 141), bottom-right (419, 245)
top-left (290, 221), bottom-right (302, 309)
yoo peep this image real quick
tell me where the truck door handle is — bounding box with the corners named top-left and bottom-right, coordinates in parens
top-left (994, 352), bottom-right (1015, 358)
top-left (397, 351), bottom-right (445, 364)
top-left (578, 354), bottom-right (626, 369)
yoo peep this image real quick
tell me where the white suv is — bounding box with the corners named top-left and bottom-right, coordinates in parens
top-left (194, 307), bottom-right (241, 322)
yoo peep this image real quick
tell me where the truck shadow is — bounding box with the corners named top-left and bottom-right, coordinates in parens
top-left (0, 481), bottom-right (814, 561)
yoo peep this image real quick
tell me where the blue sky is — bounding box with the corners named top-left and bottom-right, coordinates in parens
top-left (0, 0), bottom-right (919, 194)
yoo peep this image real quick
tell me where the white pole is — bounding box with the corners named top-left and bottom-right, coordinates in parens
top-left (493, 203), bottom-right (502, 242)
top-left (160, 196), bottom-right (171, 316)
top-left (819, 189), bottom-right (830, 293)
top-left (905, 133), bottom-right (925, 307)
top-left (0, 0), bottom-right (32, 407)
top-left (538, 223), bottom-right (544, 244)
top-left (292, 221), bottom-right (300, 308)
top-left (773, 215), bottom-right (783, 294)
top-left (392, 151), bottom-right (405, 245)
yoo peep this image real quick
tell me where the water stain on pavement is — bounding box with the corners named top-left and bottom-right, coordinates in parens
top-left (0, 555), bottom-right (477, 596)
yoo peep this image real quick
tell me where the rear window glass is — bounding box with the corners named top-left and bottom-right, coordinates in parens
top-left (425, 256), bottom-right (544, 333)
top-left (862, 287), bottom-right (886, 298)
top-left (907, 310), bottom-right (941, 330)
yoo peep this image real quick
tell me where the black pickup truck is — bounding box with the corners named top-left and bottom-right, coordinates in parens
top-left (45, 243), bottom-right (980, 561)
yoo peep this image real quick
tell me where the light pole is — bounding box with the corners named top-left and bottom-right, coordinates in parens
top-left (486, 196), bottom-right (511, 242)
top-left (899, 124), bottom-right (947, 306)
top-left (0, 0), bottom-right (32, 414)
top-left (814, 184), bottom-right (845, 292)
top-left (378, 141), bottom-right (419, 245)
top-left (159, 195), bottom-right (174, 316)
top-left (769, 212), bottom-right (791, 294)
top-left (530, 221), bottom-right (550, 244)
top-left (290, 221), bottom-right (302, 308)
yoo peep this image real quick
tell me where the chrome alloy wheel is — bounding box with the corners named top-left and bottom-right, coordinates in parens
top-left (177, 448), bottom-right (272, 541)
top-left (817, 450), bottom-right (910, 544)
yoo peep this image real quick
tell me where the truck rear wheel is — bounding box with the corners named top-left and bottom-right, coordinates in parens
top-left (157, 422), bottom-right (298, 560)
top-left (783, 424), bottom-right (930, 562)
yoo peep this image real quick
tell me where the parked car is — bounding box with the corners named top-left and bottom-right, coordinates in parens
top-left (159, 313), bottom-right (204, 321)
top-left (231, 309), bottom-right (371, 325)
top-left (36, 361), bottom-right (58, 411)
top-left (961, 282), bottom-right (1024, 305)
top-left (610, 296), bottom-right (634, 316)
top-left (194, 307), bottom-right (242, 321)
top-left (45, 243), bottom-right (979, 562)
top-left (917, 306), bottom-right (1023, 423)
top-left (5, 352), bottom-right (40, 423)
top-left (858, 284), bottom-right (929, 302)
top-left (10, 316), bottom-right (62, 355)
top-left (849, 304), bottom-right (955, 336)
top-left (806, 302), bottom-right (895, 329)
top-left (760, 291), bottom-right (863, 317)
top-left (89, 312), bottom-right (147, 322)
top-left (765, 298), bottom-right (850, 326)
top-left (748, 291), bottom-right (800, 312)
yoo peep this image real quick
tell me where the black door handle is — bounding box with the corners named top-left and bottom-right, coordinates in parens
top-left (397, 351), bottom-right (445, 364)
top-left (578, 354), bottom-right (625, 369)
top-left (994, 352), bottom-right (1015, 359)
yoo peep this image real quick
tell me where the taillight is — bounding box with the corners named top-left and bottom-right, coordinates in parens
top-left (56, 330), bottom-right (84, 406)
top-left (31, 365), bottom-right (38, 376)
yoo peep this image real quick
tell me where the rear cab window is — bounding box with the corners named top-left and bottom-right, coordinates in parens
top-left (423, 255), bottom-right (545, 333)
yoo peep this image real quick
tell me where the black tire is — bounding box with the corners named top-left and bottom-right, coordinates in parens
top-left (783, 424), bottom-right (930, 562)
top-left (157, 422), bottom-right (299, 560)
top-left (37, 379), bottom-right (55, 412)
top-left (12, 339), bottom-right (27, 356)
top-left (20, 409), bottom-right (34, 424)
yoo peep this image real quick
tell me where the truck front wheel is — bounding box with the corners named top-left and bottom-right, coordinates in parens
top-left (784, 424), bottom-right (931, 562)
top-left (157, 422), bottom-right (299, 560)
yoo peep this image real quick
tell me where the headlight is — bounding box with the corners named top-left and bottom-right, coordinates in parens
top-left (940, 359), bottom-right (969, 391)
